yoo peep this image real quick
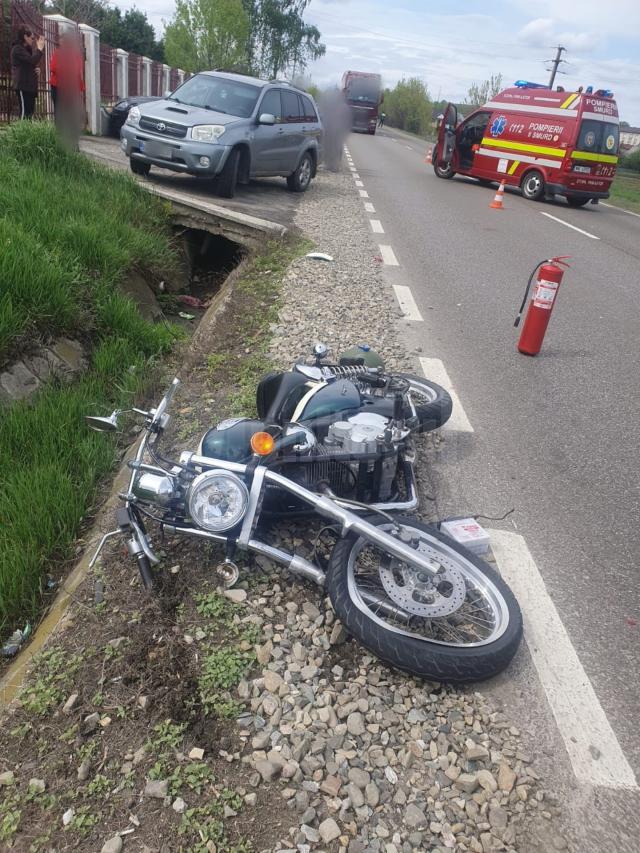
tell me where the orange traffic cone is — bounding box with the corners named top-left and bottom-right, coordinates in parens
top-left (424, 147), bottom-right (433, 164)
top-left (490, 181), bottom-right (506, 209)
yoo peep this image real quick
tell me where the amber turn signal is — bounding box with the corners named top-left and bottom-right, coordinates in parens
top-left (250, 431), bottom-right (275, 456)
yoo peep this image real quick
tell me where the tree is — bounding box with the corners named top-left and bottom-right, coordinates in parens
top-left (242, 0), bottom-right (325, 79)
top-left (466, 74), bottom-right (503, 106)
top-left (383, 78), bottom-right (432, 136)
top-left (44, 1), bottom-right (165, 59)
top-left (164, 0), bottom-right (250, 74)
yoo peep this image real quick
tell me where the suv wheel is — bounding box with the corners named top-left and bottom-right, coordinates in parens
top-left (216, 148), bottom-right (240, 198)
top-left (130, 158), bottom-right (150, 177)
top-left (287, 152), bottom-right (313, 192)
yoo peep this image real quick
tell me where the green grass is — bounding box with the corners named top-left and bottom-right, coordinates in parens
top-left (0, 121), bottom-right (177, 365)
top-left (609, 169), bottom-right (640, 214)
top-left (0, 122), bottom-right (181, 633)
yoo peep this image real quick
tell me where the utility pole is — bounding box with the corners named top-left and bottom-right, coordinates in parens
top-left (548, 45), bottom-right (566, 89)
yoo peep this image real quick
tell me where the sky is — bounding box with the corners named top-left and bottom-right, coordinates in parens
top-left (116, 0), bottom-right (640, 124)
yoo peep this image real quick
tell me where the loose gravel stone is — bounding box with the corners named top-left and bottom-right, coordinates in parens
top-left (144, 779), bottom-right (168, 799)
top-left (319, 817), bottom-right (341, 843)
top-left (101, 836), bottom-right (123, 853)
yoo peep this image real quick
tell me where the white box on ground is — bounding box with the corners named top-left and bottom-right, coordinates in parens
top-left (440, 518), bottom-right (490, 555)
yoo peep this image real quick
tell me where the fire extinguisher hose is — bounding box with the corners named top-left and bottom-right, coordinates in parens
top-left (514, 260), bottom-right (547, 328)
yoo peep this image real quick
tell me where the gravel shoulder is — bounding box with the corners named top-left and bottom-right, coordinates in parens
top-left (0, 166), bottom-right (572, 853)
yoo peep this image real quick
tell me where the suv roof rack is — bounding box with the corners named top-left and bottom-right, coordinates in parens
top-left (269, 79), bottom-right (293, 86)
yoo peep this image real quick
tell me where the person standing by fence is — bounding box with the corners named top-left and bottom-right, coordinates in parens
top-left (11, 26), bottom-right (45, 119)
top-left (49, 30), bottom-right (85, 126)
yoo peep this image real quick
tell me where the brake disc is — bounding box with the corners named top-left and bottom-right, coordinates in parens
top-left (379, 543), bottom-right (467, 618)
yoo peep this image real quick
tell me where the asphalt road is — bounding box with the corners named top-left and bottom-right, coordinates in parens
top-left (346, 127), bottom-right (640, 851)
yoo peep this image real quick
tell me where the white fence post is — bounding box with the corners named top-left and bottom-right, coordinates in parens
top-left (142, 57), bottom-right (152, 97)
top-left (178, 69), bottom-right (185, 85)
top-left (78, 24), bottom-right (100, 135)
top-left (162, 64), bottom-right (170, 94)
top-left (115, 49), bottom-right (129, 98)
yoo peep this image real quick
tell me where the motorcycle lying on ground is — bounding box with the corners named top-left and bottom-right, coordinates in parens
top-left (87, 348), bottom-right (522, 682)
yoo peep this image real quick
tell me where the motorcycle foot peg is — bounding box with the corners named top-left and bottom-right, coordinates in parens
top-left (216, 559), bottom-right (240, 588)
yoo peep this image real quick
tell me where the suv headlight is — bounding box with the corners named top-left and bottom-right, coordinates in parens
top-left (127, 105), bottom-right (141, 126)
top-left (188, 470), bottom-right (249, 532)
top-left (192, 124), bottom-right (226, 143)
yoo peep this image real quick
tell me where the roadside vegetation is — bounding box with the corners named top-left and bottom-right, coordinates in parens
top-left (610, 168), bottom-right (640, 214)
top-left (0, 234), bottom-right (311, 851)
top-left (0, 122), bottom-right (181, 636)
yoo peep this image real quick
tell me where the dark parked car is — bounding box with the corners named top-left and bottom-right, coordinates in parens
top-left (108, 96), bottom-right (161, 137)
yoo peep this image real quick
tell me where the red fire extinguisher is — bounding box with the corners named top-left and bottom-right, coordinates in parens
top-left (514, 257), bottom-right (571, 356)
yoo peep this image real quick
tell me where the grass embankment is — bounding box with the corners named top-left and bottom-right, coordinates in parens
top-left (0, 122), bottom-right (181, 635)
top-left (609, 168), bottom-right (640, 214)
top-left (0, 237), bottom-right (312, 851)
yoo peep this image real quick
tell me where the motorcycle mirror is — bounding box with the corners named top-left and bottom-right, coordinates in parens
top-left (313, 342), bottom-right (329, 360)
top-left (85, 411), bottom-right (120, 432)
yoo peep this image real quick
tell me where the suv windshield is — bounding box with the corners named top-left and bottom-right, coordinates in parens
top-left (169, 74), bottom-right (261, 118)
top-left (576, 119), bottom-right (619, 155)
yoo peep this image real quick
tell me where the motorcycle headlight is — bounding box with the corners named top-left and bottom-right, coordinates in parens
top-left (127, 106), bottom-right (141, 126)
top-left (191, 124), bottom-right (225, 142)
top-left (187, 470), bottom-right (249, 532)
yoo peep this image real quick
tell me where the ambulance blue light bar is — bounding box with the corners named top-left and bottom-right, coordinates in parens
top-left (514, 80), bottom-right (548, 89)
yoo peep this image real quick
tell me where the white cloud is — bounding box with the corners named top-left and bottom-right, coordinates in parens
top-left (518, 18), bottom-right (599, 52)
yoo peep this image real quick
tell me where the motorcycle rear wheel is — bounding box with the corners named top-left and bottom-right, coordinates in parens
top-left (398, 374), bottom-right (452, 432)
top-left (326, 515), bottom-right (522, 682)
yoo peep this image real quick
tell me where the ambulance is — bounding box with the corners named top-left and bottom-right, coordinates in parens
top-left (433, 81), bottom-right (619, 206)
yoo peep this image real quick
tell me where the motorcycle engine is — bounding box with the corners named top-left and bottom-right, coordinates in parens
top-left (324, 413), bottom-right (397, 501)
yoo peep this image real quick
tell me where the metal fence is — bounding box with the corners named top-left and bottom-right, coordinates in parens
top-left (99, 42), bottom-right (116, 106)
top-left (2, 0), bottom-right (183, 127)
top-left (151, 60), bottom-right (163, 97)
top-left (128, 51), bottom-right (141, 97)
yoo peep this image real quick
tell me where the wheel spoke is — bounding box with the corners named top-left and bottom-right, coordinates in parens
top-left (347, 524), bottom-right (508, 648)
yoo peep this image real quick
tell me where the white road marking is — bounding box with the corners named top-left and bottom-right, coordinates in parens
top-left (378, 244), bottom-right (399, 266)
top-left (419, 358), bottom-right (474, 433)
top-left (364, 202), bottom-right (376, 213)
top-left (540, 211), bottom-right (600, 240)
top-left (349, 166), bottom-right (357, 172)
top-left (359, 189), bottom-right (369, 198)
top-left (369, 219), bottom-right (384, 233)
top-left (489, 529), bottom-right (638, 791)
top-left (355, 180), bottom-right (364, 187)
top-left (601, 201), bottom-right (640, 219)
top-left (406, 145), bottom-right (413, 150)
top-left (353, 173), bottom-right (361, 180)
top-left (392, 285), bottom-right (423, 320)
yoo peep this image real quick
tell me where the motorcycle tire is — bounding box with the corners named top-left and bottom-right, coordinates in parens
top-left (326, 515), bottom-right (522, 683)
top-left (397, 374), bottom-right (453, 432)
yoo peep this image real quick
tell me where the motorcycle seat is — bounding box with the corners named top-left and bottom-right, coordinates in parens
top-left (256, 372), bottom-right (310, 423)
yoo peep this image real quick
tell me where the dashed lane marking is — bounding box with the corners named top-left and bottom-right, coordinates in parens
top-left (359, 189), bottom-right (369, 198)
top-left (418, 358), bottom-right (474, 433)
top-left (378, 244), bottom-right (399, 266)
top-left (353, 173), bottom-right (361, 180)
top-left (601, 201), bottom-right (640, 219)
top-left (355, 180), bottom-right (364, 187)
top-left (364, 202), bottom-right (376, 213)
top-left (369, 219), bottom-right (385, 234)
top-left (392, 285), bottom-right (423, 320)
top-left (540, 211), bottom-right (600, 240)
top-left (489, 529), bottom-right (638, 791)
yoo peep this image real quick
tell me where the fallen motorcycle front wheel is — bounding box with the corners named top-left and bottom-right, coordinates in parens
top-left (326, 516), bottom-right (522, 683)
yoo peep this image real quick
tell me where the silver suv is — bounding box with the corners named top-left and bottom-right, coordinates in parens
top-left (120, 71), bottom-right (323, 198)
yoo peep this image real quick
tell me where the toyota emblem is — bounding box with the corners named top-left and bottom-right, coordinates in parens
top-left (156, 122), bottom-right (166, 132)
